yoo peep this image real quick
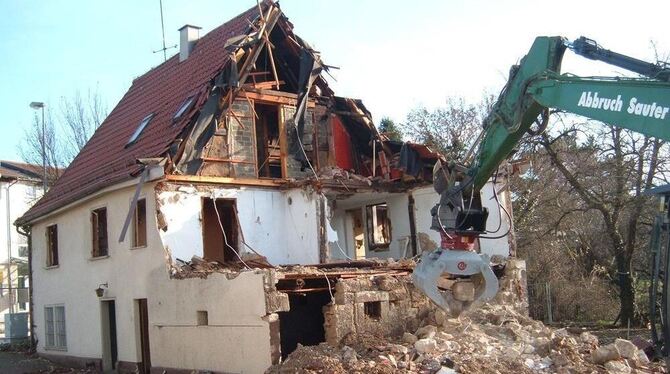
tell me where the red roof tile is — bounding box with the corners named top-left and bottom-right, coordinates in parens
top-left (18, 4), bottom-right (261, 224)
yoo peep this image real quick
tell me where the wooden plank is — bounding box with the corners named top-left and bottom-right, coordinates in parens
top-left (241, 91), bottom-right (314, 108)
top-left (166, 174), bottom-right (286, 187)
top-left (279, 106), bottom-right (288, 178)
top-left (201, 157), bottom-right (256, 165)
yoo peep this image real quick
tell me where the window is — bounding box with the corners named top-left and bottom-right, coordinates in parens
top-left (364, 301), bottom-right (382, 320)
top-left (366, 203), bottom-right (392, 250)
top-left (174, 96), bottom-right (195, 120)
top-left (197, 311), bottom-right (208, 326)
top-left (132, 198), bottom-right (147, 248)
top-left (45, 305), bottom-right (67, 349)
top-left (46, 224), bottom-right (59, 266)
top-left (18, 244), bottom-right (28, 258)
top-left (126, 114), bottom-right (154, 146)
top-left (91, 207), bottom-right (109, 257)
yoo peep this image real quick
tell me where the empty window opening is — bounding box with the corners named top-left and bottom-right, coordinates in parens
top-left (45, 305), bottom-right (66, 349)
top-left (46, 224), bottom-right (59, 266)
top-left (366, 203), bottom-right (391, 250)
top-left (132, 198), bottom-right (147, 248)
top-left (255, 103), bottom-right (282, 178)
top-left (197, 311), bottom-right (208, 326)
top-left (202, 198), bottom-right (239, 264)
top-left (126, 114), bottom-right (154, 146)
top-left (279, 291), bottom-right (330, 359)
top-left (91, 207), bottom-right (109, 257)
top-left (364, 301), bottom-right (382, 320)
top-left (174, 96), bottom-right (195, 120)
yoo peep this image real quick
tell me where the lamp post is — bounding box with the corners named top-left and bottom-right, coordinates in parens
top-left (29, 102), bottom-right (47, 191)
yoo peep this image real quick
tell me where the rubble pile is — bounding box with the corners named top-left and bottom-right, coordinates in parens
top-left (268, 304), bottom-right (663, 373)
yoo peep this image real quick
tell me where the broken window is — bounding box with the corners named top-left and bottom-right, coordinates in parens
top-left (45, 305), bottom-right (66, 349)
top-left (202, 198), bottom-right (239, 263)
top-left (255, 103), bottom-right (282, 178)
top-left (132, 198), bottom-right (147, 248)
top-left (366, 203), bottom-right (391, 250)
top-left (46, 224), bottom-right (59, 267)
top-left (91, 207), bottom-right (109, 257)
top-left (126, 114), bottom-right (154, 146)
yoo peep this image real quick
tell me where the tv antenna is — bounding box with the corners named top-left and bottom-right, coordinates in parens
top-left (153, 0), bottom-right (177, 61)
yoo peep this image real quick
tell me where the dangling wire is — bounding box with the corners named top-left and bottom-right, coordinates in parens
top-left (212, 198), bottom-right (251, 269)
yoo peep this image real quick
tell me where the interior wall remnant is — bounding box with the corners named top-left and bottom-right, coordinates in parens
top-left (284, 106), bottom-right (315, 178)
top-left (331, 115), bottom-right (354, 171)
top-left (156, 184), bottom-right (320, 265)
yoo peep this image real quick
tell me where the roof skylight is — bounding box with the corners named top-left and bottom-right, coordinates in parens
top-left (174, 96), bottom-right (195, 120)
top-left (126, 114), bottom-right (154, 146)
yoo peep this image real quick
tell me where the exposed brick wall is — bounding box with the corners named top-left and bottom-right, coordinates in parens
top-left (228, 100), bottom-right (257, 177)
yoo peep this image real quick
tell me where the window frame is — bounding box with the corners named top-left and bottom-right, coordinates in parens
top-left (91, 207), bottom-right (109, 258)
top-left (44, 304), bottom-right (67, 350)
top-left (173, 96), bottom-right (195, 121)
top-left (131, 198), bottom-right (148, 248)
top-left (126, 113), bottom-right (154, 147)
top-left (46, 224), bottom-right (59, 267)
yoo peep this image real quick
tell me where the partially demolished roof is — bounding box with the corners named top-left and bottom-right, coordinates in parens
top-left (18, 2), bottom-right (280, 225)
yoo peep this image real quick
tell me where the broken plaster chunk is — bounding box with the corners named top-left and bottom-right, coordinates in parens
top-left (580, 331), bottom-right (599, 346)
top-left (436, 367), bottom-right (458, 374)
top-left (434, 309), bottom-right (447, 326)
top-left (634, 348), bottom-right (650, 364)
top-left (403, 332), bottom-right (418, 344)
top-left (341, 345), bottom-right (358, 364)
top-left (415, 338), bottom-right (439, 354)
top-left (415, 325), bottom-right (438, 339)
top-left (592, 344), bottom-right (621, 364)
top-left (604, 360), bottom-right (631, 374)
top-left (614, 339), bottom-right (638, 360)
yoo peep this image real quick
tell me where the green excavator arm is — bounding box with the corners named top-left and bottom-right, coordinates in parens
top-left (413, 35), bottom-right (670, 316)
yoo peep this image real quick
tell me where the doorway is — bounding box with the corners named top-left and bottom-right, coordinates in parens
top-left (278, 292), bottom-right (331, 359)
top-left (202, 198), bottom-right (239, 264)
top-left (101, 300), bottom-right (118, 371)
top-left (136, 299), bottom-right (151, 373)
top-left (255, 103), bottom-right (282, 178)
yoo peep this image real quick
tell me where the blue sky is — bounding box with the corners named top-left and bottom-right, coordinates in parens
top-left (1, 0), bottom-right (669, 162)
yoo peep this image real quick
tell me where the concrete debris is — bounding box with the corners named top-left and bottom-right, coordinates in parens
top-left (268, 303), bottom-right (665, 373)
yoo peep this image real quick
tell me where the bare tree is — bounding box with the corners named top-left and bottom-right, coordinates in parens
top-left (399, 96), bottom-right (493, 160)
top-left (19, 111), bottom-right (64, 184)
top-left (19, 88), bottom-right (108, 184)
top-left (60, 88), bottom-right (107, 161)
top-left (515, 115), bottom-right (669, 325)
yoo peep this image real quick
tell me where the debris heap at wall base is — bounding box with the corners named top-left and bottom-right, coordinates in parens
top-left (268, 260), bottom-right (662, 374)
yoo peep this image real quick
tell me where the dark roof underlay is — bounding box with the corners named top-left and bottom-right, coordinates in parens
top-left (0, 161), bottom-right (43, 181)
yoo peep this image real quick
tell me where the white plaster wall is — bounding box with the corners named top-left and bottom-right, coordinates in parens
top-left (149, 271), bottom-right (271, 373)
top-left (0, 180), bottom-right (42, 263)
top-left (157, 186), bottom-right (320, 265)
top-left (32, 183), bottom-right (164, 363)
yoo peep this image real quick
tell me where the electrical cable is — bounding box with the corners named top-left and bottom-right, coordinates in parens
top-left (320, 270), bottom-right (335, 303)
top-left (295, 124), bottom-right (319, 180)
top-left (212, 198), bottom-right (251, 269)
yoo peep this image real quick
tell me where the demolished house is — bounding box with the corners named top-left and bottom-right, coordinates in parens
top-left (16, 2), bottom-right (516, 373)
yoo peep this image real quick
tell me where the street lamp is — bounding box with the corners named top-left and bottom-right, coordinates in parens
top-left (29, 102), bottom-right (47, 191)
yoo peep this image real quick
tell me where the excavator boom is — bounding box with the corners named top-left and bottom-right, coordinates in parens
top-left (413, 36), bottom-right (670, 316)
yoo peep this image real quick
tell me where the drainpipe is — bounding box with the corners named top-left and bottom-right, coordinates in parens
top-left (16, 225), bottom-right (33, 351)
top-left (5, 180), bottom-right (17, 314)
